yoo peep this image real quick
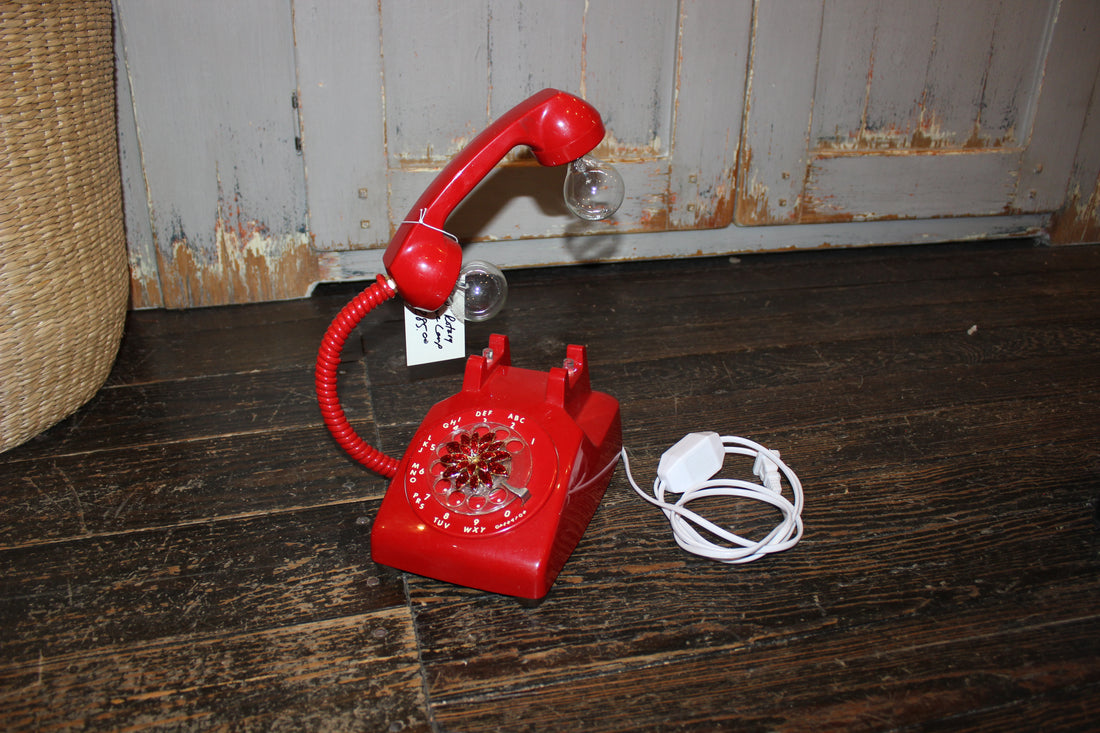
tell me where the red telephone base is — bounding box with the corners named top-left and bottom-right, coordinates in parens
top-left (371, 335), bottom-right (621, 599)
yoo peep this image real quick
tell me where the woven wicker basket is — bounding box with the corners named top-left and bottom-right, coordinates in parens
top-left (1, 1), bottom-right (129, 453)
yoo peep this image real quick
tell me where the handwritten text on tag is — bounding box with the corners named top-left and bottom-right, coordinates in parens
top-left (404, 303), bottom-right (464, 366)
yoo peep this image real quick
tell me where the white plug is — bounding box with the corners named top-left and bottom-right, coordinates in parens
top-left (656, 431), bottom-right (725, 494)
top-left (753, 450), bottom-right (783, 493)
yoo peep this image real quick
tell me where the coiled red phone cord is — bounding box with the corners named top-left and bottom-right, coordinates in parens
top-left (315, 274), bottom-right (400, 478)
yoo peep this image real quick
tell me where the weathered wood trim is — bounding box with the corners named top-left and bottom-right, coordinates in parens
top-left (154, 223), bottom-right (319, 309)
top-left (1048, 56), bottom-right (1100, 244)
top-left (1014, 0), bottom-right (1100, 212)
top-left (317, 214), bottom-right (1048, 285)
top-left (736, 0), bottom-right (1095, 227)
top-left (802, 150), bottom-right (1021, 223)
top-left (735, 0), bottom-right (824, 226)
top-left (113, 0), bottom-right (161, 308)
top-left (292, 0), bottom-right (389, 252)
top-left (1037, 0), bottom-right (1100, 244)
top-left (116, 0), bottom-right (312, 308)
top-left (1050, 180), bottom-right (1100, 244)
top-left (667, 0), bottom-right (752, 230)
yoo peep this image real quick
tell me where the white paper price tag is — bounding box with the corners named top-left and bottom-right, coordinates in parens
top-left (404, 303), bottom-right (464, 366)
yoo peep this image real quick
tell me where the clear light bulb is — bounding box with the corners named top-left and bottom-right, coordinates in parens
top-left (563, 154), bottom-right (625, 221)
top-left (451, 260), bottom-right (507, 322)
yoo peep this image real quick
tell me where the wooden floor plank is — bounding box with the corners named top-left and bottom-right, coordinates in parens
top-left (372, 318), bottom-right (1100, 436)
top-left (0, 610), bottom-right (429, 732)
top-left (428, 613), bottom-right (1100, 732)
top-left (108, 286), bottom-right (369, 386)
top-left (363, 284), bottom-right (1100, 400)
top-left (391, 241), bottom-right (1100, 729)
top-left (485, 240), bottom-right (1100, 309)
top-left (0, 426), bottom-right (388, 547)
top-left (1, 241), bottom-right (1097, 731)
top-left (0, 503), bottom-right (404, 664)
top-left (3, 362), bottom-right (371, 459)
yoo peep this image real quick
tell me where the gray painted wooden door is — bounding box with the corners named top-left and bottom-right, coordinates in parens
top-left (294, 0), bottom-right (749, 256)
top-left (116, 0), bottom-right (1099, 307)
top-left (736, 0), bottom-right (1100, 226)
top-left (116, 0), bottom-right (311, 308)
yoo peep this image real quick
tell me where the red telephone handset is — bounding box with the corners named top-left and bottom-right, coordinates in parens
top-left (382, 88), bottom-right (607, 313)
top-left (315, 90), bottom-right (624, 598)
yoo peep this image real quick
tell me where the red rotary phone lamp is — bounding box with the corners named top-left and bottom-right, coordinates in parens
top-left (316, 89), bottom-right (624, 598)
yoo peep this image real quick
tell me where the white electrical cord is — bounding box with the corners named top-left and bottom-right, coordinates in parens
top-left (621, 432), bottom-right (804, 564)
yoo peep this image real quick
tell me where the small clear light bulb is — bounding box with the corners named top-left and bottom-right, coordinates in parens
top-left (563, 154), bottom-right (625, 221)
top-left (451, 260), bottom-right (507, 322)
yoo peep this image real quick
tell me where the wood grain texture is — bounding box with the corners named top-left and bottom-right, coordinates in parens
top-left (115, 0), bottom-right (1100, 309)
top-left (427, 614), bottom-right (1099, 732)
top-left (1, 240), bottom-right (1098, 730)
top-left (292, 0), bottom-right (389, 251)
top-left (1016, 0), bottom-right (1100, 212)
top-left (1048, 1), bottom-right (1100, 244)
top-left (667, 0), bottom-right (751, 229)
top-left (0, 610), bottom-right (428, 732)
top-left (292, 0), bottom-right (754, 261)
top-left (115, 0), bottom-right (314, 306)
top-left (738, 0), bottom-right (1098, 226)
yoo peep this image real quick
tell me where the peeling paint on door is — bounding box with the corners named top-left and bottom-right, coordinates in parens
top-left (128, 251), bottom-right (164, 310)
top-left (116, 0), bottom-right (310, 308)
top-left (1050, 180), bottom-right (1100, 244)
top-left (735, 0), bottom-right (1092, 228)
top-left (735, 148), bottom-right (791, 227)
top-left (816, 115), bottom-right (1016, 153)
top-left (151, 212), bottom-right (317, 309)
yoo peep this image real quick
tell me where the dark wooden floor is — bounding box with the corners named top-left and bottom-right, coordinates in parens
top-left (1, 240), bottom-right (1098, 731)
